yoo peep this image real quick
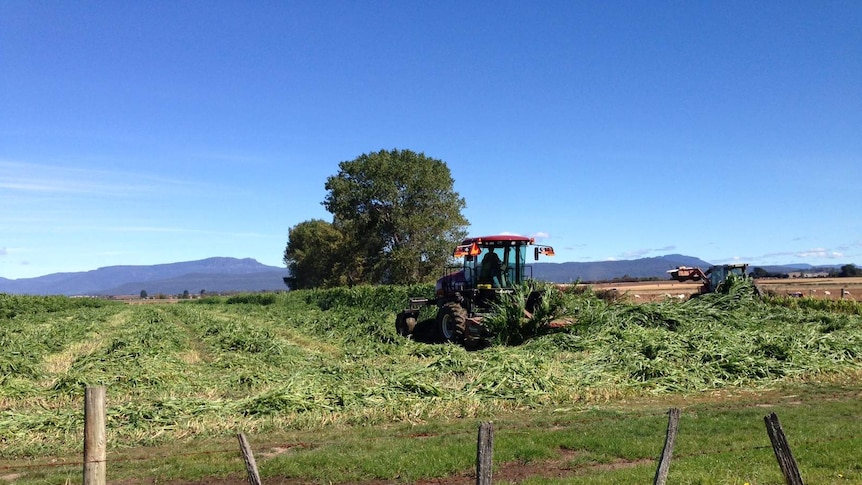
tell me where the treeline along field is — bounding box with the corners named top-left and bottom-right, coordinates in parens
top-left (1, 282), bottom-right (862, 458)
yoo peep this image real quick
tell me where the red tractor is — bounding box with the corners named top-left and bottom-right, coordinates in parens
top-left (395, 235), bottom-right (555, 347)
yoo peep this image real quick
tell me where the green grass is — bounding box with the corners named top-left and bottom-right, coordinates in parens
top-left (3, 384), bottom-right (860, 484)
top-left (2, 284), bottom-right (862, 483)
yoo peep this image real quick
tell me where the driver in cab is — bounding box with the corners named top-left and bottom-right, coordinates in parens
top-left (480, 249), bottom-right (506, 287)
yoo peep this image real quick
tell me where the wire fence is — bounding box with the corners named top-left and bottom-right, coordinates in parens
top-left (1, 388), bottom-right (859, 484)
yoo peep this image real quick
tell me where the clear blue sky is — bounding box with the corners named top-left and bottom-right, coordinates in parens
top-left (2, 1), bottom-right (860, 280)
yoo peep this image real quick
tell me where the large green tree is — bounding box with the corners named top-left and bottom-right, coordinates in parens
top-left (324, 149), bottom-right (468, 284)
top-left (283, 219), bottom-right (344, 289)
top-left (284, 149), bottom-right (469, 287)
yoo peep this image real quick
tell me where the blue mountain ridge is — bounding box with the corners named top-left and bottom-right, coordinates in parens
top-left (0, 255), bottom-right (848, 296)
top-left (0, 257), bottom-right (285, 296)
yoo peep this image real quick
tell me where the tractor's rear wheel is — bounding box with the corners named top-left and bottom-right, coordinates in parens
top-left (437, 303), bottom-right (467, 343)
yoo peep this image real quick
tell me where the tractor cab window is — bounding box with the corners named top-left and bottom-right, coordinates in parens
top-left (708, 269), bottom-right (724, 291)
top-left (473, 244), bottom-right (527, 288)
top-left (729, 267), bottom-right (745, 277)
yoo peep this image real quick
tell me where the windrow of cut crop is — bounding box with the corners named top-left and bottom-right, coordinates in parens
top-left (50, 306), bottom-right (193, 395)
top-left (0, 293), bottom-right (113, 319)
top-left (0, 305), bottom-right (114, 398)
top-left (300, 284), bottom-right (435, 313)
top-left (526, 278), bottom-right (862, 393)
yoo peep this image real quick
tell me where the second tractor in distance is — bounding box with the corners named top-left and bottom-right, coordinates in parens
top-left (668, 263), bottom-right (751, 294)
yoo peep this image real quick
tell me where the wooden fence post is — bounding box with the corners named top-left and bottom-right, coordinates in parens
top-left (237, 432), bottom-right (263, 485)
top-left (476, 421), bottom-right (494, 485)
top-left (653, 408), bottom-right (681, 485)
top-left (764, 412), bottom-right (804, 485)
top-left (83, 386), bottom-right (107, 485)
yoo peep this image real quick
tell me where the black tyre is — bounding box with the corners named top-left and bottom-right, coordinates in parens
top-left (396, 311), bottom-right (418, 337)
top-left (436, 303), bottom-right (467, 343)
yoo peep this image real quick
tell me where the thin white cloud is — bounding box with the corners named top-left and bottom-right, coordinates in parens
top-left (189, 152), bottom-right (264, 164)
top-left (758, 251), bottom-right (797, 259)
top-left (796, 249), bottom-right (844, 259)
top-left (0, 160), bottom-right (200, 197)
top-left (0, 247), bottom-right (29, 255)
top-left (89, 250), bottom-right (135, 258)
top-left (106, 226), bottom-right (199, 234)
top-left (716, 244), bottom-right (858, 265)
top-left (563, 244), bottom-right (587, 250)
top-left (713, 256), bottom-right (753, 264)
top-left (0, 177), bottom-right (124, 195)
top-left (530, 231), bottom-right (551, 239)
top-left (102, 225), bottom-right (281, 239)
top-left (619, 245), bottom-right (678, 259)
top-left (760, 248), bottom-right (844, 260)
top-left (621, 249), bottom-right (651, 259)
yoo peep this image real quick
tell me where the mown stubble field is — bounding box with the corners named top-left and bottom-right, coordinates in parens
top-left (2, 283), bottom-right (862, 484)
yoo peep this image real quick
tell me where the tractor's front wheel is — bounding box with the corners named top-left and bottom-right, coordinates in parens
top-left (395, 311), bottom-right (418, 337)
top-left (436, 303), bottom-right (467, 343)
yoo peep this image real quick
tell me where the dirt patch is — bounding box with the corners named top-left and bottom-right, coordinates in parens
top-left (258, 443), bottom-right (313, 459)
top-left (755, 277), bottom-right (862, 300)
top-left (590, 281), bottom-right (703, 302)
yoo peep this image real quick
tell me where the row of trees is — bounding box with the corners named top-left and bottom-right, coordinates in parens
top-left (139, 289), bottom-right (204, 299)
top-left (836, 264), bottom-right (861, 277)
top-left (283, 149), bottom-right (469, 289)
top-left (751, 264), bottom-right (861, 279)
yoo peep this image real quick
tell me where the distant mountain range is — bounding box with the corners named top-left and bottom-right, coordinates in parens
top-left (0, 257), bottom-right (287, 296)
top-left (0, 255), bottom-right (849, 296)
top-left (531, 254), bottom-right (712, 283)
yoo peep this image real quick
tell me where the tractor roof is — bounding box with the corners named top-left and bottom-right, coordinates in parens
top-left (461, 235), bottom-right (534, 245)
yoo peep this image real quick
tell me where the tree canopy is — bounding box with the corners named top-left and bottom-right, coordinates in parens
top-left (838, 264), bottom-right (861, 277)
top-left (283, 219), bottom-right (345, 289)
top-left (751, 267), bottom-right (788, 279)
top-left (284, 149), bottom-right (468, 288)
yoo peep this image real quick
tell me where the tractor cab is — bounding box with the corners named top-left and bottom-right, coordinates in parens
top-left (460, 236), bottom-right (538, 289)
top-left (704, 263), bottom-right (749, 292)
top-left (436, 235), bottom-right (554, 297)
